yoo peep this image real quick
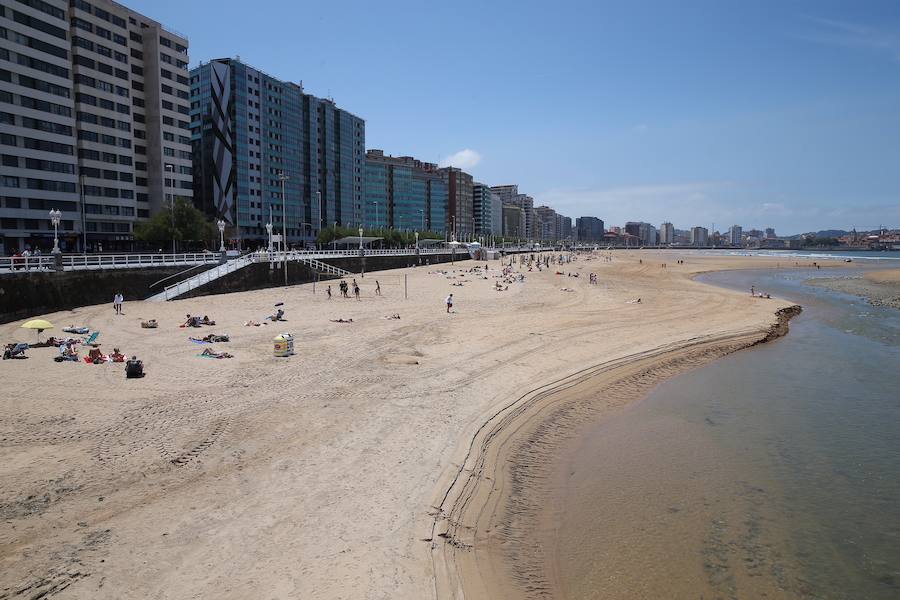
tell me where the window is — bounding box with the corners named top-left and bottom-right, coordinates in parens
top-left (76, 92), bottom-right (97, 105)
top-left (12, 10), bottom-right (67, 39)
top-left (130, 31), bottom-right (142, 43)
top-left (17, 73), bottom-right (70, 98)
top-left (23, 137), bottom-right (73, 154)
top-left (24, 158), bottom-right (74, 174)
top-left (130, 48), bottom-right (143, 60)
top-left (1, 154), bottom-right (18, 167)
top-left (161, 69), bottom-right (172, 80)
top-left (2, 176), bottom-right (21, 188)
top-left (71, 17), bottom-right (93, 32)
top-left (72, 35), bottom-right (93, 51)
top-left (15, 0), bottom-right (66, 20)
top-left (22, 116), bottom-right (72, 136)
top-left (78, 130), bottom-right (99, 142)
top-left (16, 53), bottom-right (69, 78)
top-left (163, 147), bottom-right (175, 156)
top-left (131, 64), bottom-right (143, 76)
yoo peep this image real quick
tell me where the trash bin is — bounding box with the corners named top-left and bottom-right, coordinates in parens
top-left (273, 333), bottom-right (294, 357)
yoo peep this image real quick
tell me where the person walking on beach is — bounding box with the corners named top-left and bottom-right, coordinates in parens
top-left (375, 280), bottom-right (381, 296)
top-left (445, 293), bottom-right (453, 313)
top-left (354, 282), bottom-right (360, 301)
top-left (113, 293), bottom-right (123, 315)
top-left (326, 285), bottom-right (332, 300)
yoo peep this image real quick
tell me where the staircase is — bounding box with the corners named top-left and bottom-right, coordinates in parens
top-left (147, 255), bottom-right (256, 301)
top-left (298, 256), bottom-right (352, 278)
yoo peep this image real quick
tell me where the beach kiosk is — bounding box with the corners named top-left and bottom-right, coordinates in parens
top-left (273, 333), bottom-right (294, 357)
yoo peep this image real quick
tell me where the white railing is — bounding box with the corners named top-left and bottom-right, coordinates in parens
top-left (61, 252), bottom-right (222, 271)
top-left (0, 255), bottom-right (57, 272)
top-left (297, 257), bottom-right (352, 277)
top-left (159, 254), bottom-right (255, 301)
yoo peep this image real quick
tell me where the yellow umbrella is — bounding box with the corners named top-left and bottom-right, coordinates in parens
top-left (21, 319), bottom-right (54, 342)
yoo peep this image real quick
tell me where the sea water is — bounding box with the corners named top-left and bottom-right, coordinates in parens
top-left (552, 267), bottom-right (900, 599)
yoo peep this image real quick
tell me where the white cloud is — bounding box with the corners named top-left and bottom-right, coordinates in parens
top-left (798, 17), bottom-right (900, 63)
top-left (439, 149), bottom-right (482, 169)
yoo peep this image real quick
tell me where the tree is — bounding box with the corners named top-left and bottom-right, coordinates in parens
top-left (134, 199), bottom-right (218, 247)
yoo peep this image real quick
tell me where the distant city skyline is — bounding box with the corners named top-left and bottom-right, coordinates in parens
top-left (124, 1), bottom-right (900, 235)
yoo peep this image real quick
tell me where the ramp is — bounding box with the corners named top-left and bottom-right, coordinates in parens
top-left (147, 255), bottom-right (256, 301)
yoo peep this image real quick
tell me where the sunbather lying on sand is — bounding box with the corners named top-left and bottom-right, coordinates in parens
top-left (200, 348), bottom-right (233, 359)
top-left (243, 320), bottom-right (266, 327)
top-left (3, 342), bottom-right (28, 359)
top-left (62, 325), bottom-right (89, 334)
top-left (200, 315), bottom-right (216, 325)
top-left (382, 314), bottom-right (401, 320)
top-left (181, 314), bottom-right (201, 328)
top-left (190, 333), bottom-right (230, 343)
top-left (627, 298), bottom-right (642, 304)
top-left (141, 319), bottom-right (158, 328)
top-left (330, 318), bottom-right (353, 323)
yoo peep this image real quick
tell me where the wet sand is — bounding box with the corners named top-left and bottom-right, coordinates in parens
top-left (807, 268), bottom-right (900, 309)
top-left (0, 251), bottom-right (830, 598)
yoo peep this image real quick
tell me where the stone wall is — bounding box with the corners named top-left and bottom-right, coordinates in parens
top-left (0, 264), bottom-right (215, 324)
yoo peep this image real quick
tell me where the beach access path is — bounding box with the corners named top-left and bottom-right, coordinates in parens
top-left (0, 252), bottom-right (834, 599)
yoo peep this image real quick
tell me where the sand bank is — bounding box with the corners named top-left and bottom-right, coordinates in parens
top-left (0, 251), bottom-right (823, 598)
top-left (806, 268), bottom-right (900, 310)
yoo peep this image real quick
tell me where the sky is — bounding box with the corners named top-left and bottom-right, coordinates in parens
top-left (129, 0), bottom-right (900, 235)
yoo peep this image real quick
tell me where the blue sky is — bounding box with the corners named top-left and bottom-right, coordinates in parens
top-left (130, 0), bottom-right (900, 234)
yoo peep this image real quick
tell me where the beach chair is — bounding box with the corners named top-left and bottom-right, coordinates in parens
top-left (82, 331), bottom-right (100, 346)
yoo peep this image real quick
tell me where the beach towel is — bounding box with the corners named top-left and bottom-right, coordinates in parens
top-left (189, 338), bottom-right (212, 344)
top-left (63, 326), bottom-right (89, 334)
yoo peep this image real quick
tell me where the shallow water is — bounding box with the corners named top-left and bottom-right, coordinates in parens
top-left (551, 267), bottom-right (900, 599)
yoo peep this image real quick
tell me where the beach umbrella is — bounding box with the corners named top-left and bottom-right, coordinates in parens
top-left (20, 319), bottom-right (53, 342)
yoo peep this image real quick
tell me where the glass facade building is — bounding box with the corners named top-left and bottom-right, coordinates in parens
top-left (190, 58), bottom-right (364, 248)
top-left (363, 150), bottom-right (447, 233)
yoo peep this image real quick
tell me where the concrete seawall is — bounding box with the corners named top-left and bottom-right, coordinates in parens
top-left (0, 252), bottom-right (466, 324)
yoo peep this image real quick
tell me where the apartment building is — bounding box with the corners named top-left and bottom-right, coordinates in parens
top-left (0, 0), bottom-right (192, 252)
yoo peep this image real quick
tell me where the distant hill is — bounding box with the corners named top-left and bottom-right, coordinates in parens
top-left (788, 229), bottom-right (849, 239)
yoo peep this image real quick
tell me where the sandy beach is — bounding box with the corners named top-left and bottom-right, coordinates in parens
top-left (0, 251), bottom-right (824, 599)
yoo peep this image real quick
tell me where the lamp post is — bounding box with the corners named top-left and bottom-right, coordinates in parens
top-left (279, 172), bottom-right (289, 286)
top-left (358, 226), bottom-right (363, 251)
top-left (418, 209), bottom-right (424, 231)
top-left (49, 209), bottom-right (61, 254)
top-left (371, 201), bottom-right (378, 231)
top-left (415, 231), bottom-right (419, 254)
top-left (217, 219), bottom-right (226, 252)
top-left (333, 221), bottom-right (337, 251)
top-left (165, 164), bottom-right (176, 254)
top-left (265, 221), bottom-right (273, 252)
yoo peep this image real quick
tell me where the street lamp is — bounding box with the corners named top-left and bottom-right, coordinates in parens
top-left (165, 164), bottom-right (175, 254)
top-left (49, 209), bottom-right (61, 254)
top-left (358, 226), bottom-right (363, 251)
top-left (418, 209), bottom-right (425, 231)
top-left (371, 201), bottom-right (378, 231)
top-left (265, 221), bottom-right (273, 252)
top-left (217, 219), bottom-right (226, 252)
top-left (279, 172), bottom-right (289, 286)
